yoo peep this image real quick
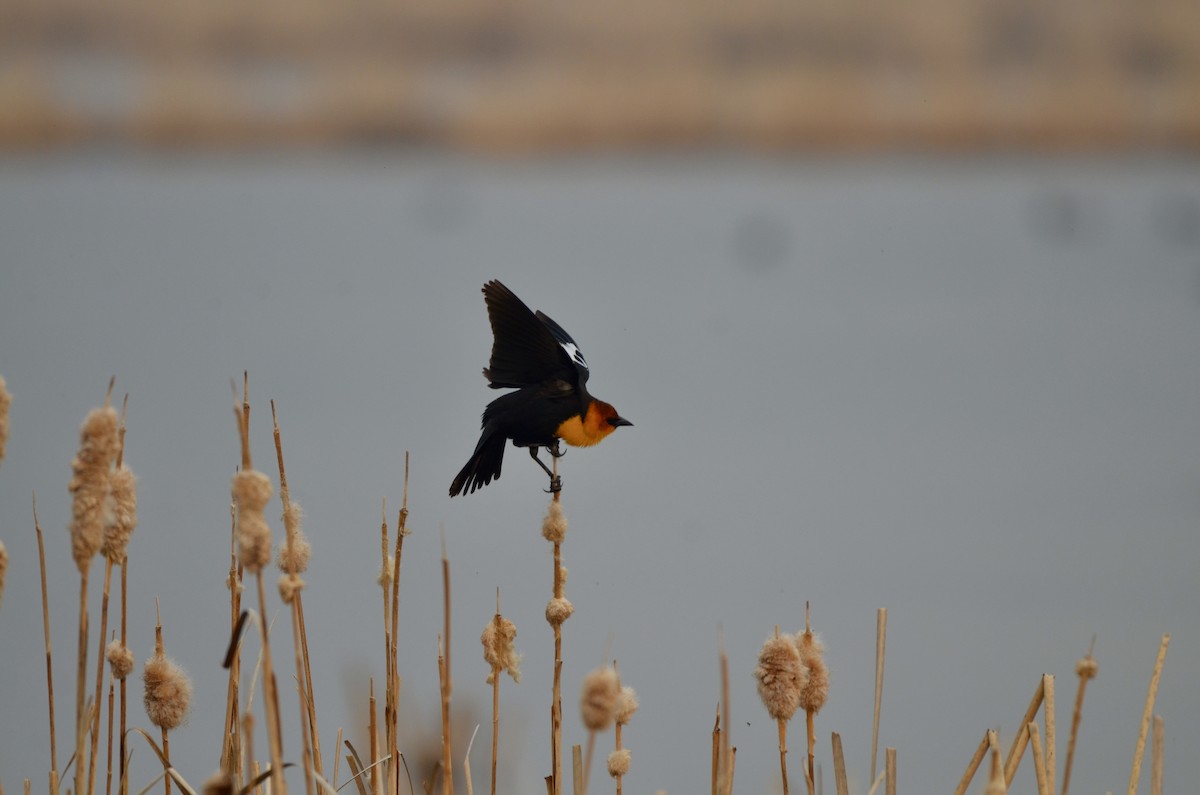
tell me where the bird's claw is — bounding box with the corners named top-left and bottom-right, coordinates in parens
top-left (548, 441), bottom-right (566, 459)
top-left (543, 476), bottom-right (563, 494)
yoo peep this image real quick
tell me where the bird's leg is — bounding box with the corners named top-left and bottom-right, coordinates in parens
top-left (548, 439), bottom-right (566, 459)
top-left (528, 446), bottom-right (562, 493)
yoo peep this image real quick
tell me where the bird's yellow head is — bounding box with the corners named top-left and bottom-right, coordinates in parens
top-left (556, 400), bottom-right (633, 447)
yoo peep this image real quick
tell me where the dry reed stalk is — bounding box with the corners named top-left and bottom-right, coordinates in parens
top-left (884, 748), bottom-right (895, 795)
top-left (463, 726), bottom-right (479, 795)
top-left (104, 677), bottom-right (115, 795)
top-left (1127, 633), bottom-right (1170, 795)
top-left (388, 457), bottom-right (410, 795)
top-left (541, 473), bottom-right (571, 795)
top-left (985, 744), bottom-right (1006, 795)
top-left (1150, 716), bottom-right (1163, 795)
top-left (34, 494), bottom-right (60, 793)
top-left (1003, 678), bottom-right (1045, 786)
top-left (378, 499), bottom-right (393, 789)
top-left (718, 643), bottom-right (732, 795)
top-left (571, 745), bottom-right (582, 795)
top-left (332, 728), bottom-right (344, 791)
top-left (439, 539), bottom-right (455, 795)
top-left (232, 379), bottom-right (287, 795)
top-left (1027, 723), bottom-right (1048, 795)
top-left (119, 561), bottom-right (130, 795)
top-left (369, 679), bottom-right (381, 795)
top-left (869, 608), bottom-right (886, 785)
top-left (710, 705), bottom-right (720, 795)
top-left (221, 501), bottom-right (244, 789)
top-left (952, 728), bottom-right (993, 795)
top-left (830, 732), bottom-right (848, 795)
top-left (1061, 641), bottom-right (1097, 795)
top-left (271, 402), bottom-right (317, 795)
top-left (0, 373), bottom-right (10, 467)
top-left (1042, 674), bottom-right (1055, 795)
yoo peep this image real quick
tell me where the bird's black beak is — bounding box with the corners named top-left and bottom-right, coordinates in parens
top-left (608, 415), bottom-right (633, 428)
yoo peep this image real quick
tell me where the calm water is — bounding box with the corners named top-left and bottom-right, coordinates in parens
top-left (1, 150), bottom-right (1198, 794)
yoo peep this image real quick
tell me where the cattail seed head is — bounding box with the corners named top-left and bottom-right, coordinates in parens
top-left (69, 405), bottom-right (120, 573)
top-left (615, 685), bottom-right (639, 725)
top-left (232, 470), bottom-right (273, 572)
top-left (580, 666), bottom-right (620, 731)
top-left (542, 500), bottom-right (568, 543)
top-left (754, 633), bottom-right (806, 721)
top-left (143, 653), bottom-right (192, 730)
top-left (278, 574), bottom-right (305, 603)
top-left (607, 749), bottom-right (632, 778)
top-left (1075, 654), bottom-right (1098, 680)
top-left (0, 540), bottom-right (7, 609)
top-left (202, 772), bottom-right (234, 795)
top-left (545, 596), bottom-right (574, 626)
top-left (106, 640), bottom-right (135, 679)
top-left (481, 615), bottom-right (522, 684)
top-left (0, 374), bottom-right (10, 468)
top-left (103, 465), bottom-right (138, 563)
top-left (797, 630), bottom-right (829, 714)
top-left (277, 502), bottom-right (311, 574)
top-left (378, 554), bottom-right (395, 589)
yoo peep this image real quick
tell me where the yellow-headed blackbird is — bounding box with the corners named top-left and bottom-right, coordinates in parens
top-left (449, 280), bottom-right (631, 496)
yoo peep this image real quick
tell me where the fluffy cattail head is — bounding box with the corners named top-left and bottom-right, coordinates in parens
top-left (615, 685), bottom-right (639, 725)
top-left (481, 615), bottom-right (522, 684)
top-left (143, 653), bottom-right (192, 730)
top-left (278, 574), bottom-right (305, 603)
top-left (106, 640), bottom-right (135, 679)
top-left (103, 465), bottom-right (138, 563)
top-left (232, 470), bottom-right (273, 572)
top-left (607, 749), bottom-right (632, 778)
top-left (545, 597), bottom-right (574, 627)
top-left (277, 502), bottom-right (311, 574)
top-left (0, 374), bottom-right (10, 468)
top-left (797, 630), bottom-right (829, 714)
top-left (0, 540), bottom-right (7, 609)
top-left (542, 500), bottom-right (568, 543)
top-left (69, 405), bottom-right (120, 573)
top-left (580, 666), bottom-right (620, 731)
top-left (1075, 653), bottom-right (1098, 680)
top-left (754, 633), bottom-right (806, 721)
top-left (202, 772), bottom-right (234, 795)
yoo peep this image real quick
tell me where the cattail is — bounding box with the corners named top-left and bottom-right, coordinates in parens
top-left (615, 686), bottom-right (639, 725)
top-left (103, 465), bottom-right (138, 564)
top-left (0, 373), bottom-right (10, 467)
top-left (580, 666), bottom-right (620, 731)
top-left (232, 470), bottom-right (273, 572)
top-left (68, 406), bottom-right (120, 573)
top-left (607, 749), bottom-right (632, 778)
top-left (106, 640), bottom-right (135, 680)
top-left (201, 772), bottom-right (233, 795)
top-left (0, 540), bottom-right (7, 609)
top-left (378, 554), bottom-right (395, 589)
top-left (277, 502), bottom-right (311, 574)
top-left (542, 500), bottom-right (568, 543)
top-left (481, 615), bottom-right (522, 684)
top-left (1075, 653), bottom-right (1098, 681)
top-left (143, 654), bottom-right (192, 730)
top-left (754, 633), bottom-right (806, 721)
top-left (796, 631), bottom-right (829, 714)
top-left (545, 596), bottom-right (574, 627)
top-left (278, 574), bottom-right (306, 603)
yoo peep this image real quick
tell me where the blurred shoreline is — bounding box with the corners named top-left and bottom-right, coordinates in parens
top-left (2, 0), bottom-right (1198, 151)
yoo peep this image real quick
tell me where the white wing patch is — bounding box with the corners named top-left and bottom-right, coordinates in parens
top-left (560, 341), bottom-right (588, 370)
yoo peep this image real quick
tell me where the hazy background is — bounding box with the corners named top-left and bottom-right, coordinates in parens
top-left (1, 2), bottom-right (1198, 794)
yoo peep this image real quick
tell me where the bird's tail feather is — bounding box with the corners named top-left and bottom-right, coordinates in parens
top-left (449, 430), bottom-right (506, 496)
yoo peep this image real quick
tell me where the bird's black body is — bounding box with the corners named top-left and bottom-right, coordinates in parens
top-left (449, 280), bottom-right (630, 496)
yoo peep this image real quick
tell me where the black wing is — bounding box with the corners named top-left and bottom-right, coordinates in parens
top-left (481, 280), bottom-right (586, 390)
